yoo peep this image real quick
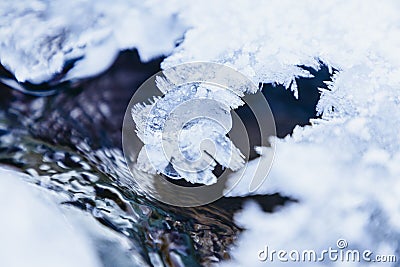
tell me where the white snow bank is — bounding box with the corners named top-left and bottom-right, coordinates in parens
top-left (0, 0), bottom-right (186, 83)
top-left (0, 167), bottom-right (101, 267)
top-left (175, 0), bottom-right (400, 266)
top-left (0, 167), bottom-right (147, 267)
top-left (163, 0), bottom-right (400, 96)
top-left (223, 138), bottom-right (400, 266)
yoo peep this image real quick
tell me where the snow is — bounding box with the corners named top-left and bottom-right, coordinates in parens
top-left (189, 1), bottom-right (400, 265)
top-left (0, 167), bottom-right (101, 267)
top-left (0, 167), bottom-right (147, 267)
top-left (163, 0), bottom-right (400, 96)
top-left (0, 0), bottom-right (186, 83)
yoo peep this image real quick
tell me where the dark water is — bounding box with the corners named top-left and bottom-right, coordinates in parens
top-left (0, 50), bottom-right (330, 266)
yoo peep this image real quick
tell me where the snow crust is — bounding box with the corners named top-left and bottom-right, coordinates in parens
top-left (0, 0), bottom-right (186, 83)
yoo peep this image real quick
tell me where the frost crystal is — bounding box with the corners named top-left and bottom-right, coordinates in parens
top-left (132, 74), bottom-right (246, 185)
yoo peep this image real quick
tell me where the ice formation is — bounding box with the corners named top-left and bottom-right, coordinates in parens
top-left (131, 74), bottom-right (247, 185)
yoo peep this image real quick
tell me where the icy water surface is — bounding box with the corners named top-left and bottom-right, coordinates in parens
top-left (0, 50), bottom-right (328, 266)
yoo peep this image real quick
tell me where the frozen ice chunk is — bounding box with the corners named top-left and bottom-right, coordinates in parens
top-left (132, 78), bottom-right (246, 185)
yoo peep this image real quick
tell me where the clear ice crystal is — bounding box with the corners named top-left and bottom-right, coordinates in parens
top-left (132, 77), bottom-right (246, 185)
